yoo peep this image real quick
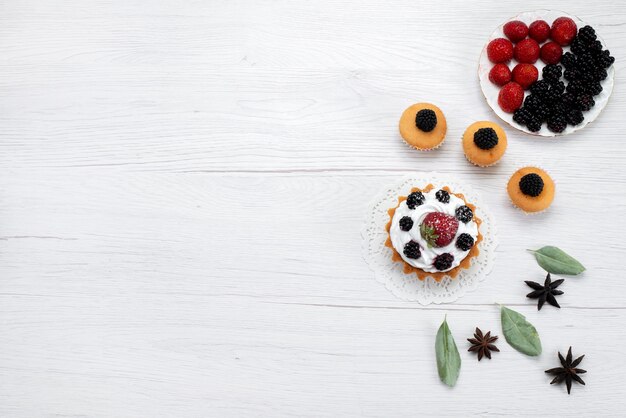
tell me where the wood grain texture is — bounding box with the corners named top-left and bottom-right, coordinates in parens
top-left (1, 0), bottom-right (626, 417)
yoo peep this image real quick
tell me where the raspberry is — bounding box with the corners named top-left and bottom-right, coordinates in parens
top-left (489, 63), bottom-right (512, 86)
top-left (542, 64), bottom-right (563, 83)
top-left (512, 63), bottom-right (538, 90)
top-left (435, 189), bottom-right (450, 204)
top-left (529, 20), bottom-right (551, 43)
top-left (455, 233), bottom-right (475, 251)
top-left (503, 20), bottom-right (529, 42)
top-left (540, 42), bottom-right (563, 65)
top-left (551, 17), bottom-right (577, 46)
top-left (473, 127), bottom-right (499, 150)
top-left (399, 216), bottom-right (413, 231)
top-left (514, 38), bottom-right (540, 64)
top-left (498, 82), bottom-right (524, 113)
top-left (415, 109), bottom-right (437, 132)
top-left (519, 173), bottom-right (544, 197)
top-left (433, 253), bottom-right (454, 271)
top-left (455, 205), bottom-right (473, 223)
top-left (487, 38), bottom-right (514, 63)
top-left (406, 191), bottom-right (425, 209)
top-left (566, 109), bottom-right (584, 126)
top-left (403, 241), bottom-right (421, 259)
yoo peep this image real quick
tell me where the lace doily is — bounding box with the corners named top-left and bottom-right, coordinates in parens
top-left (361, 173), bottom-right (498, 304)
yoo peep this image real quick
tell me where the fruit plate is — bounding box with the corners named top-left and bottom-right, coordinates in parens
top-left (478, 9), bottom-right (615, 137)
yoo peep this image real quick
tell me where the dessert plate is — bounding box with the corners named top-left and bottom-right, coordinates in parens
top-left (478, 10), bottom-right (614, 137)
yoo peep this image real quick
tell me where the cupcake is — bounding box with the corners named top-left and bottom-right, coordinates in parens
top-left (385, 184), bottom-right (482, 281)
top-left (462, 121), bottom-right (507, 167)
top-left (507, 167), bottom-right (555, 213)
top-left (398, 103), bottom-right (447, 150)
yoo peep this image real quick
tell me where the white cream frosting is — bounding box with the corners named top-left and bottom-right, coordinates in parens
top-left (390, 189), bottom-right (479, 273)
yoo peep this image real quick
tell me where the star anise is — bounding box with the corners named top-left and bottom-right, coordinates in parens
top-left (525, 273), bottom-right (564, 310)
top-left (467, 327), bottom-right (499, 361)
top-left (545, 347), bottom-right (586, 394)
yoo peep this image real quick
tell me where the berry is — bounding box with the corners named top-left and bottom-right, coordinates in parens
top-left (415, 109), bottom-right (437, 132)
top-left (563, 68), bottom-right (579, 81)
top-left (489, 63), bottom-right (512, 86)
top-left (561, 52), bottom-right (577, 69)
top-left (544, 85), bottom-right (562, 103)
top-left (455, 205), bottom-right (473, 223)
top-left (406, 191), bottom-right (425, 209)
top-left (587, 40), bottom-right (603, 53)
top-left (551, 17), bottom-right (577, 46)
top-left (596, 50), bottom-right (615, 69)
top-left (487, 38), bottom-right (514, 63)
top-left (587, 82), bottom-right (603, 96)
top-left (473, 127), bottom-right (499, 150)
top-left (530, 80), bottom-right (549, 97)
top-left (514, 38), bottom-right (540, 64)
top-left (540, 42), bottom-right (563, 65)
top-left (594, 68), bottom-right (608, 82)
top-left (503, 20), bottom-right (529, 42)
top-left (551, 80), bottom-right (565, 95)
top-left (403, 241), bottom-right (421, 259)
top-left (566, 79), bottom-right (586, 95)
top-left (498, 82), bottom-right (524, 113)
top-left (455, 233), bottom-right (475, 251)
top-left (435, 189), bottom-right (450, 204)
top-left (562, 92), bottom-right (576, 108)
top-left (566, 109), bottom-right (584, 126)
top-left (576, 94), bottom-right (595, 111)
top-left (519, 173), bottom-right (544, 197)
top-left (549, 102), bottom-right (567, 119)
top-left (513, 107), bottom-right (532, 125)
top-left (529, 20), bottom-right (551, 43)
top-left (542, 64), bottom-right (563, 83)
top-left (570, 38), bottom-right (587, 56)
top-left (578, 25), bottom-right (597, 44)
top-left (512, 64), bottom-right (538, 90)
top-left (433, 253), bottom-right (454, 271)
top-left (547, 115), bottom-right (567, 133)
top-left (399, 216), bottom-right (413, 231)
top-left (420, 212), bottom-right (459, 248)
top-left (526, 117), bottom-right (542, 132)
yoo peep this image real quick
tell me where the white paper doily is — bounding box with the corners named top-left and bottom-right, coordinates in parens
top-left (361, 174), bottom-right (498, 304)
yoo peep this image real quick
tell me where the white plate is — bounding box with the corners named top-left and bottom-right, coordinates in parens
top-left (478, 9), bottom-right (615, 137)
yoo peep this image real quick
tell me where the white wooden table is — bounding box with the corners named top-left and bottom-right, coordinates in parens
top-left (1, 1), bottom-right (625, 416)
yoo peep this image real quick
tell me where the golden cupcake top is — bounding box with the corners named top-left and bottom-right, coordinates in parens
top-left (399, 103), bottom-right (447, 150)
top-left (507, 167), bottom-right (555, 213)
top-left (462, 121), bottom-right (508, 167)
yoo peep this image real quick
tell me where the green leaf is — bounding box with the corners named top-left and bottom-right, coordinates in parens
top-left (420, 223), bottom-right (438, 248)
top-left (528, 246), bottom-right (586, 275)
top-left (435, 317), bottom-right (461, 387)
top-left (500, 306), bottom-right (542, 356)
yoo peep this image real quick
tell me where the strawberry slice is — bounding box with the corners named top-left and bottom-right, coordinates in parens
top-left (420, 212), bottom-right (459, 248)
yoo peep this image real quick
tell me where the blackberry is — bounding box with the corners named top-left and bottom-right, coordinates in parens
top-left (566, 109), bottom-right (584, 126)
top-left (570, 38), bottom-right (587, 55)
top-left (399, 216), bottom-right (414, 231)
top-left (578, 25), bottom-right (597, 44)
top-left (455, 205), bottom-right (473, 223)
top-left (415, 109), bottom-right (437, 132)
top-left (473, 127), bottom-right (499, 150)
top-left (433, 253), bottom-right (454, 271)
top-left (530, 80), bottom-right (550, 97)
top-left (542, 64), bottom-right (563, 83)
top-left (596, 50), bottom-right (615, 69)
top-left (524, 94), bottom-right (542, 110)
top-left (519, 173), bottom-right (544, 197)
top-left (587, 81), bottom-right (603, 96)
top-left (403, 241), bottom-right (421, 259)
top-left (551, 80), bottom-right (566, 95)
top-left (544, 86), bottom-right (562, 103)
top-left (587, 39), bottom-right (603, 53)
top-left (435, 189), bottom-right (450, 204)
top-left (547, 115), bottom-right (567, 133)
top-left (594, 68), bottom-right (608, 82)
top-left (455, 233), bottom-right (475, 251)
top-left (563, 68), bottom-right (580, 81)
top-left (562, 92), bottom-right (576, 109)
top-left (561, 52), bottom-right (577, 69)
top-left (576, 94), bottom-right (595, 111)
top-left (406, 191), bottom-right (425, 209)
top-left (526, 117), bottom-right (542, 133)
top-left (549, 102), bottom-right (567, 119)
top-left (566, 79), bottom-right (586, 95)
top-left (577, 53), bottom-right (597, 72)
top-left (513, 107), bottom-right (532, 125)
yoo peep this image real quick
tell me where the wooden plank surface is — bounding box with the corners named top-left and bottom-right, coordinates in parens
top-left (1, 0), bottom-right (626, 416)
